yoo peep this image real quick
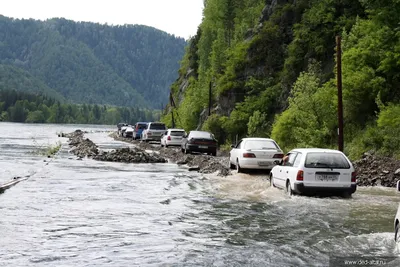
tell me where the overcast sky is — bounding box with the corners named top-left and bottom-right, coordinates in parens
top-left (1, 0), bottom-right (204, 39)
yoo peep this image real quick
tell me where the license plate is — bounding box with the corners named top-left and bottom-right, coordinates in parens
top-left (315, 174), bottom-right (338, 181)
top-left (258, 161), bottom-right (269, 166)
top-left (198, 145), bottom-right (208, 149)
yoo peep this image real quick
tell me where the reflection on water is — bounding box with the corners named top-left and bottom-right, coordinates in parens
top-left (0, 122), bottom-right (399, 266)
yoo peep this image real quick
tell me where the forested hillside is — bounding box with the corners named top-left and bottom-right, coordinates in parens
top-left (0, 15), bottom-right (186, 108)
top-left (163, 0), bottom-right (400, 159)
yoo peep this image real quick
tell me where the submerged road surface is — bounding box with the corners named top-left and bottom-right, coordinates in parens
top-left (1, 122), bottom-right (399, 266)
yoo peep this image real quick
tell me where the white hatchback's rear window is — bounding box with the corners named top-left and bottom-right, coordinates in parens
top-left (171, 131), bottom-right (185, 136)
top-left (305, 152), bottom-right (350, 169)
top-left (244, 140), bottom-right (278, 150)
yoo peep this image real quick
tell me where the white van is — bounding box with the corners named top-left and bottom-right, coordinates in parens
top-left (141, 122), bottom-right (167, 142)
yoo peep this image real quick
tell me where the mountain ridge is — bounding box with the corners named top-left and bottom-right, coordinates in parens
top-left (0, 15), bottom-right (186, 108)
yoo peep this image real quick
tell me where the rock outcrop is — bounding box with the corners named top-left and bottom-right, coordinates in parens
top-left (354, 152), bottom-right (400, 187)
top-left (67, 130), bottom-right (99, 158)
top-left (65, 130), bottom-right (167, 164)
top-left (94, 147), bottom-right (167, 163)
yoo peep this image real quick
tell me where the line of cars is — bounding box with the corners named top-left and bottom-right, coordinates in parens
top-left (117, 122), bottom-right (218, 156)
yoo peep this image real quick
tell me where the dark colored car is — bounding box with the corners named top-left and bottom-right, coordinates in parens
top-left (181, 131), bottom-right (217, 156)
top-left (133, 122), bottom-right (148, 140)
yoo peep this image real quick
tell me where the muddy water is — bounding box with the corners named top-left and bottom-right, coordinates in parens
top-left (1, 122), bottom-right (399, 266)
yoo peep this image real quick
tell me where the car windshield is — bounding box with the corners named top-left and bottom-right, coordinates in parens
top-left (171, 131), bottom-right (185, 136)
top-left (150, 124), bottom-right (166, 130)
top-left (191, 132), bottom-right (213, 139)
top-left (244, 140), bottom-right (278, 150)
top-left (304, 152), bottom-right (350, 169)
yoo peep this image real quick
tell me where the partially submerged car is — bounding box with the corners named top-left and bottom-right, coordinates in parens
top-left (181, 131), bottom-right (217, 156)
top-left (395, 181), bottom-right (400, 242)
top-left (270, 148), bottom-right (357, 197)
top-left (141, 122), bottom-right (167, 142)
top-left (161, 129), bottom-right (186, 147)
top-left (229, 138), bottom-right (283, 173)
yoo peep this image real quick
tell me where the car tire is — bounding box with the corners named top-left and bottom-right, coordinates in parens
top-left (285, 180), bottom-right (292, 196)
top-left (181, 147), bottom-right (184, 153)
top-left (236, 159), bottom-right (242, 173)
top-left (165, 144), bottom-right (168, 148)
top-left (395, 222), bottom-right (399, 242)
top-left (342, 192), bottom-right (352, 199)
top-left (184, 146), bottom-right (190, 154)
top-left (212, 151), bottom-right (216, 156)
top-left (230, 162), bottom-right (235, 170)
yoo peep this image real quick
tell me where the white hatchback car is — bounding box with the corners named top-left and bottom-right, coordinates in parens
top-left (160, 129), bottom-right (186, 147)
top-left (270, 148), bottom-right (357, 197)
top-left (395, 181), bottom-right (400, 242)
top-left (229, 138), bottom-right (284, 172)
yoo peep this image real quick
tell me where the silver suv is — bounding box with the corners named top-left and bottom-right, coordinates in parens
top-left (141, 122), bottom-right (167, 142)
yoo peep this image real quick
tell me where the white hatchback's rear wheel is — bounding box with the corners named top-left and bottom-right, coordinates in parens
top-left (285, 181), bottom-right (292, 196)
top-left (236, 159), bottom-right (242, 173)
top-left (395, 223), bottom-right (399, 242)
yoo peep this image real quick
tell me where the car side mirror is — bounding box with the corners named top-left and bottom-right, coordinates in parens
top-left (397, 181), bottom-right (400, 192)
top-left (231, 144), bottom-right (235, 148)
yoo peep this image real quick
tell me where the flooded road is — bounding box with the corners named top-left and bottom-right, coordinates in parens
top-left (1, 122), bottom-right (399, 266)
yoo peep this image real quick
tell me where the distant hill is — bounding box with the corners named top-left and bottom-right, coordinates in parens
top-left (0, 15), bottom-right (186, 108)
top-left (0, 64), bottom-right (65, 101)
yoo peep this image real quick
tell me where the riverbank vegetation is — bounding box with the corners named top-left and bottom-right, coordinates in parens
top-left (162, 0), bottom-right (400, 159)
top-left (0, 90), bottom-right (158, 125)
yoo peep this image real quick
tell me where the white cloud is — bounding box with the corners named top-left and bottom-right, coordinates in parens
top-left (0, 0), bottom-right (204, 38)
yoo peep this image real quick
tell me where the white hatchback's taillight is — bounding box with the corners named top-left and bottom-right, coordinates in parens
top-left (296, 170), bottom-right (304, 181)
top-left (167, 136), bottom-right (171, 141)
top-left (351, 172), bottom-right (357, 182)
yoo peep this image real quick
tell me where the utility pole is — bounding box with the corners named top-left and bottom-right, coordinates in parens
top-left (208, 81), bottom-right (212, 116)
top-left (169, 92), bottom-right (176, 128)
top-left (336, 36), bottom-right (344, 152)
top-left (171, 110), bottom-right (175, 128)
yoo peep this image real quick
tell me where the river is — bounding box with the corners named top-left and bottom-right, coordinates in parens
top-left (1, 122), bottom-right (399, 266)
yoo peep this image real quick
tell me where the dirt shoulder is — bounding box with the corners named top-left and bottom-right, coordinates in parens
top-left (111, 132), bottom-right (232, 176)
